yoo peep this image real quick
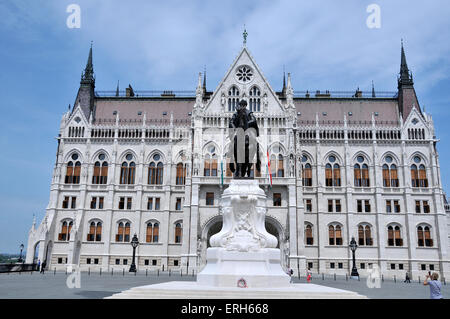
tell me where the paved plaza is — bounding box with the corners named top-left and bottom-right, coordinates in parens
top-left (0, 271), bottom-right (448, 299)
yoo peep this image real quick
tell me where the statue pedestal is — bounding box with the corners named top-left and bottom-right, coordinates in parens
top-left (197, 179), bottom-right (289, 288)
top-left (107, 179), bottom-right (366, 299)
top-left (197, 248), bottom-right (290, 288)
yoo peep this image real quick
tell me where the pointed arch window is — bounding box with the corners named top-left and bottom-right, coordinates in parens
top-left (58, 220), bottom-right (73, 241)
top-left (249, 86), bottom-right (261, 112)
top-left (120, 154), bottom-right (135, 184)
top-left (65, 153), bottom-right (81, 184)
top-left (411, 156), bottom-right (428, 187)
top-left (148, 154), bottom-right (163, 185)
top-left (387, 225), bottom-right (403, 247)
top-left (87, 221), bottom-right (102, 242)
top-left (175, 222), bottom-right (182, 243)
top-left (305, 224), bottom-right (314, 245)
top-left (302, 163), bottom-right (312, 186)
top-left (328, 224), bottom-right (343, 246)
top-left (227, 86), bottom-right (240, 112)
top-left (176, 163), bottom-right (186, 185)
top-left (358, 225), bottom-right (373, 246)
top-left (354, 156), bottom-right (370, 187)
top-left (418, 226), bottom-right (433, 247)
top-left (325, 156), bottom-right (341, 187)
top-left (204, 145), bottom-right (218, 177)
top-left (116, 222), bottom-right (130, 242)
top-left (146, 222), bottom-right (159, 243)
top-left (92, 153), bottom-right (108, 184)
top-left (383, 157), bottom-right (399, 187)
top-left (277, 154), bottom-right (284, 177)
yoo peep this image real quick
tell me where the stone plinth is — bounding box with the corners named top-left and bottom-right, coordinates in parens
top-left (196, 248), bottom-right (290, 288)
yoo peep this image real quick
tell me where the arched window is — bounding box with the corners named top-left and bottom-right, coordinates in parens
top-left (411, 156), bottom-right (428, 187)
top-left (204, 145), bottom-right (218, 177)
top-left (148, 154), bottom-right (163, 185)
top-left (92, 156), bottom-right (108, 184)
top-left (92, 153), bottom-right (108, 184)
top-left (277, 154), bottom-right (284, 177)
top-left (383, 157), bottom-right (399, 187)
top-left (176, 163), bottom-right (186, 185)
top-left (387, 225), bottom-right (403, 247)
top-left (120, 154), bottom-right (135, 184)
top-left (305, 224), bottom-right (313, 245)
top-left (325, 155), bottom-right (341, 186)
top-left (116, 222), bottom-right (131, 242)
top-left (58, 220), bottom-right (73, 241)
top-left (249, 86), bottom-right (261, 112)
top-left (358, 225), bottom-right (373, 246)
top-left (328, 224), bottom-right (343, 246)
top-left (146, 222), bottom-right (159, 243)
top-left (175, 222), bottom-right (182, 243)
top-left (87, 221), bottom-right (102, 242)
top-left (354, 156), bottom-right (370, 187)
top-left (302, 163), bottom-right (312, 186)
top-left (419, 165), bottom-right (428, 187)
top-left (228, 86), bottom-right (240, 112)
top-left (418, 225), bottom-right (433, 247)
top-left (65, 153), bottom-right (81, 184)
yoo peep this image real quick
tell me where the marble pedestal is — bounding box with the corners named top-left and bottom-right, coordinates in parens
top-left (196, 247), bottom-right (290, 288)
top-left (107, 180), bottom-right (366, 299)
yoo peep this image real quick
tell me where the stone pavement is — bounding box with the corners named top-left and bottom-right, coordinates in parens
top-left (0, 272), bottom-right (447, 299)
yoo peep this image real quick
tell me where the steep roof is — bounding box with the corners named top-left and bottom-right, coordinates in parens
top-left (294, 98), bottom-right (399, 125)
top-left (94, 97), bottom-right (194, 125)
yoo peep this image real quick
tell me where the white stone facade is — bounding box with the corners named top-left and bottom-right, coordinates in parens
top-left (26, 44), bottom-right (450, 280)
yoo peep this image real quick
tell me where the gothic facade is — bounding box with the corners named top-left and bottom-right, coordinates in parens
top-left (26, 42), bottom-right (450, 279)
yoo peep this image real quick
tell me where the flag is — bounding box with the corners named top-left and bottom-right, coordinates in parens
top-left (267, 150), bottom-right (272, 187)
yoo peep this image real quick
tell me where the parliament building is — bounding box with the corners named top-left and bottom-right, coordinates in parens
top-left (26, 40), bottom-right (450, 279)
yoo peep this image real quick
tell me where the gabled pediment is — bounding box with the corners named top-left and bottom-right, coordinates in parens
top-left (204, 46), bottom-right (285, 115)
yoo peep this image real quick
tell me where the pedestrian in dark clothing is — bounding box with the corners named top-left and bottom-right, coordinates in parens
top-left (404, 272), bottom-right (411, 283)
top-left (40, 261), bottom-right (46, 274)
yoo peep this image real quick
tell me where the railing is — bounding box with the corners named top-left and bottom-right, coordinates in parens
top-left (95, 90), bottom-right (196, 98)
top-left (294, 90), bottom-right (398, 98)
top-left (0, 263), bottom-right (38, 273)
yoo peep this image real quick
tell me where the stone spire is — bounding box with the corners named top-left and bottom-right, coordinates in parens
top-left (115, 80), bottom-right (120, 97)
top-left (398, 40), bottom-right (413, 87)
top-left (371, 81), bottom-right (376, 98)
top-left (243, 26), bottom-right (248, 47)
top-left (81, 42), bottom-right (95, 85)
top-left (195, 72), bottom-right (203, 107)
top-left (202, 66), bottom-right (207, 93)
top-left (286, 72), bottom-right (294, 107)
top-left (74, 43), bottom-right (96, 119)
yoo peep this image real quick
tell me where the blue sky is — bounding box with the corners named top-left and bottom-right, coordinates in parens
top-left (1, 0), bottom-right (450, 253)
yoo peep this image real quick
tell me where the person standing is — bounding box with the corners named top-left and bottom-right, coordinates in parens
top-left (37, 259), bottom-right (41, 272)
top-left (423, 272), bottom-right (443, 299)
top-left (40, 260), bottom-right (46, 274)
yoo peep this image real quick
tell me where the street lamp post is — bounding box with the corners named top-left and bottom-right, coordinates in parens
top-left (129, 234), bottom-right (139, 273)
top-left (349, 237), bottom-right (359, 279)
top-left (18, 244), bottom-right (24, 263)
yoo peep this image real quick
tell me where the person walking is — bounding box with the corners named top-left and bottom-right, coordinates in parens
top-left (40, 260), bottom-right (46, 274)
top-left (404, 271), bottom-right (411, 283)
top-left (423, 272), bottom-right (443, 299)
top-left (286, 268), bottom-right (293, 283)
top-left (306, 267), bottom-right (312, 283)
top-left (37, 259), bottom-right (41, 272)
